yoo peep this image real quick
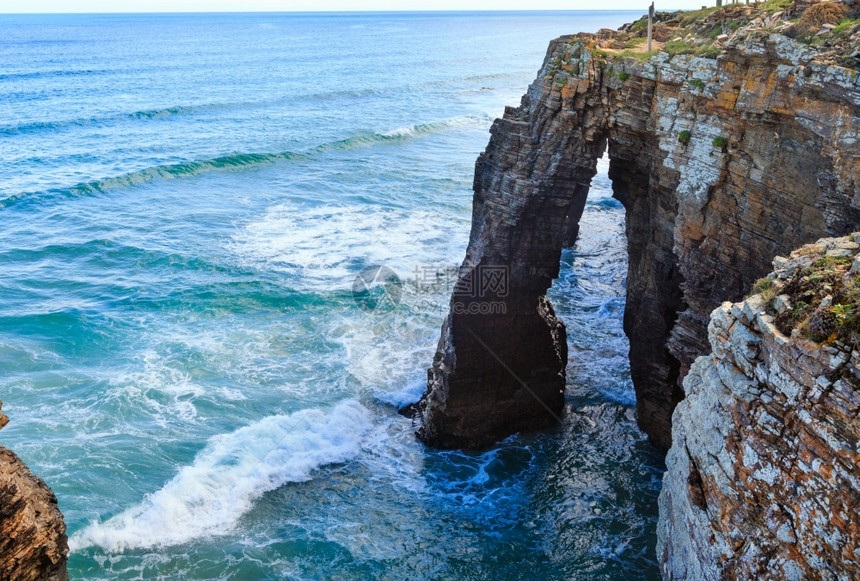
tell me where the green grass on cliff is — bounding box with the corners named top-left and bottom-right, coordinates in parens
top-left (760, 255), bottom-right (860, 347)
top-left (615, 49), bottom-right (659, 61)
top-left (749, 276), bottom-right (777, 302)
top-left (679, 6), bottom-right (720, 26)
top-left (624, 36), bottom-right (647, 49)
top-left (630, 16), bottom-right (649, 32)
top-left (663, 40), bottom-right (721, 58)
top-left (757, 0), bottom-right (792, 13)
top-left (834, 18), bottom-right (860, 36)
top-left (606, 1), bottom-right (860, 69)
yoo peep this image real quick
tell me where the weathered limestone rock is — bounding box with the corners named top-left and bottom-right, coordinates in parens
top-left (417, 11), bottom-right (860, 450)
top-left (0, 402), bottom-right (69, 581)
top-left (414, 41), bottom-right (608, 449)
top-left (658, 236), bottom-right (860, 579)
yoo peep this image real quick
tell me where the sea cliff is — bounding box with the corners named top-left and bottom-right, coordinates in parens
top-left (658, 235), bottom-right (860, 578)
top-left (416, 0), bottom-right (860, 451)
top-left (415, 1), bottom-right (860, 577)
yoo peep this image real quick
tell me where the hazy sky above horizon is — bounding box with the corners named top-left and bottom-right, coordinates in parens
top-left (2, 0), bottom-right (713, 14)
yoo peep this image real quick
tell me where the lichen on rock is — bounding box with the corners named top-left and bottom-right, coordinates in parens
top-left (658, 234), bottom-right (860, 579)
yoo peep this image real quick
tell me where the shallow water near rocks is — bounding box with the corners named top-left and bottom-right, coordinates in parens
top-left (1, 11), bottom-right (663, 579)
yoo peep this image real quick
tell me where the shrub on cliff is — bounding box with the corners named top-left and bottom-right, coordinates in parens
top-left (807, 306), bottom-right (838, 342)
top-left (765, 252), bottom-right (860, 348)
top-left (787, 1), bottom-right (849, 38)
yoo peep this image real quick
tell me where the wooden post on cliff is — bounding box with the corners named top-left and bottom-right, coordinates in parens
top-left (647, 2), bottom-right (654, 52)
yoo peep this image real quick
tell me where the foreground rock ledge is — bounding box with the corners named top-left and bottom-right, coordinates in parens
top-left (0, 404), bottom-right (69, 581)
top-left (658, 235), bottom-right (860, 579)
top-left (416, 3), bottom-right (860, 450)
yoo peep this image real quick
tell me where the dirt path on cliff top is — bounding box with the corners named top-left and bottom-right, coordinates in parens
top-left (602, 40), bottom-right (665, 54)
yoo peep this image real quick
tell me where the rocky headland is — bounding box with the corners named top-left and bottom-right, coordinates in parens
top-left (416, 0), bottom-right (860, 451)
top-left (414, 0), bottom-right (859, 577)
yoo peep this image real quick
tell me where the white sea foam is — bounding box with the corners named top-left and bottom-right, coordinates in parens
top-left (380, 113), bottom-right (492, 138)
top-left (334, 314), bottom-right (440, 408)
top-left (232, 204), bottom-right (468, 292)
top-left (70, 400), bottom-right (371, 552)
top-left (357, 415), bottom-right (426, 493)
top-left (231, 200), bottom-right (469, 408)
top-left (103, 349), bottom-right (205, 426)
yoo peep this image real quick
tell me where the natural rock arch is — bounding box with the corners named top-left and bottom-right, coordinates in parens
top-left (414, 32), bottom-right (860, 450)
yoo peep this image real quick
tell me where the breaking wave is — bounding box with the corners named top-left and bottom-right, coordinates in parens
top-left (70, 400), bottom-right (372, 552)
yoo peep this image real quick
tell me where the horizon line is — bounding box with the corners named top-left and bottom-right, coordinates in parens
top-left (0, 8), bottom-right (679, 15)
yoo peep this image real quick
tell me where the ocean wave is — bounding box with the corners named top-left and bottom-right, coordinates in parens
top-left (69, 400), bottom-right (372, 552)
top-left (2, 114), bottom-right (491, 209)
top-left (0, 67), bottom-right (109, 82)
top-left (58, 151), bottom-right (301, 193)
top-left (0, 102), bottom-right (241, 136)
top-left (302, 86), bottom-right (383, 102)
top-left (586, 197), bottom-right (624, 209)
top-left (311, 114), bottom-right (493, 153)
top-left (0, 87), bottom-right (373, 136)
top-left (0, 82), bottom-right (468, 136)
top-left (1, 88), bottom-right (388, 135)
top-left (378, 114), bottom-right (492, 138)
top-left (0, 151), bottom-right (304, 208)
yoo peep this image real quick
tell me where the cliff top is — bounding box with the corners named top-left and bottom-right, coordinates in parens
top-left (748, 234), bottom-right (860, 352)
top-left (585, 0), bottom-right (860, 68)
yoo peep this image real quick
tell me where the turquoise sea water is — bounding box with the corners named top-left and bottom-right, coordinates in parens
top-left (1, 11), bottom-right (665, 579)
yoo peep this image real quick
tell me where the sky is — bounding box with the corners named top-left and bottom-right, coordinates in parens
top-left (0, 0), bottom-right (712, 13)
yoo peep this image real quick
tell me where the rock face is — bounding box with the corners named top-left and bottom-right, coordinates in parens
top-left (414, 41), bottom-right (607, 449)
top-left (416, 14), bottom-right (860, 450)
top-left (658, 236), bottom-right (860, 579)
top-left (0, 404), bottom-right (69, 581)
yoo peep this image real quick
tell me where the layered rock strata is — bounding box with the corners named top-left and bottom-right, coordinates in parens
top-left (415, 46), bottom-right (607, 449)
top-left (658, 235), bottom-right (860, 579)
top-left (0, 403), bottom-right (69, 581)
top-left (417, 5), bottom-right (860, 450)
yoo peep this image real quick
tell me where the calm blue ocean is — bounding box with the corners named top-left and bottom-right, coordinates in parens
top-left (0, 11), bottom-right (665, 580)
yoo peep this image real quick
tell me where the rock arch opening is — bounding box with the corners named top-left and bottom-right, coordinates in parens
top-left (561, 139), bottom-right (688, 451)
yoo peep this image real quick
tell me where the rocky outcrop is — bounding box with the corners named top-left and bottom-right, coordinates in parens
top-left (414, 42), bottom-right (608, 449)
top-left (658, 235), bottom-right (860, 579)
top-left (0, 403), bottom-right (69, 581)
top-left (416, 2), bottom-right (860, 450)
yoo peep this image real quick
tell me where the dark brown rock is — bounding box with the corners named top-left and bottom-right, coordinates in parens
top-left (0, 404), bottom-right (68, 581)
top-left (414, 46), bottom-right (607, 448)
